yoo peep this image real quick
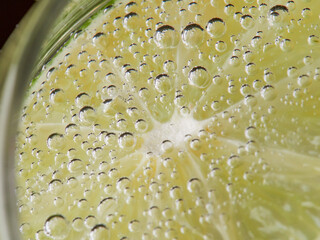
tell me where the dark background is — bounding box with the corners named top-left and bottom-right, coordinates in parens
top-left (0, 1), bottom-right (35, 49)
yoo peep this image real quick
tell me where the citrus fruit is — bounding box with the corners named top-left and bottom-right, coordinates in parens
top-left (16, 0), bottom-right (320, 239)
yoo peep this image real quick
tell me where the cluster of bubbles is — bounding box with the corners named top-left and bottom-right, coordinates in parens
top-left (16, 0), bottom-right (320, 239)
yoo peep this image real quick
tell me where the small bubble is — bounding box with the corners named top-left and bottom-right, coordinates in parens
top-left (44, 215), bottom-right (69, 239)
top-left (240, 84), bottom-right (251, 96)
top-left (75, 93), bottom-right (90, 108)
top-left (128, 220), bottom-right (140, 232)
top-left (280, 39), bottom-right (293, 52)
top-left (303, 56), bottom-right (313, 65)
top-left (181, 23), bottom-right (204, 48)
top-left (161, 140), bottom-right (174, 153)
top-left (206, 18), bottom-right (226, 38)
top-left (240, 15), bottom-right (254, 29)
top-left (97, 198), bottom-right (116, 214)
top-left (135, 119), bottom-right (148, 132)
top-left (293, 88), bottom-right (302, 99)
top-left (308, 35), bottom-right (319, 46)
top-left (116, 177), bottom-right (130, 192)
top-left (229, 56), bottom-right (240, 66)
top-left (187, 178), bottom-right (202, 193)
top-left (163, 60), bottom-right (176, 73)
top-left (90, 224), bottom-right (109, 240)
top-left (261, 85), bottom-right (277, 101)
top-left (188, 66), bottom-right (210, 88)
top-left (212, 75), bottom-right (222, 85)
top-left (301, 8), bottom-right (311, 18)
top-left (215, 41), bottom-right (227, 52)
top-left (211, 101), bottom-right (221, 111)
top-left (154, 74), bottom-right (173, 93)
top-left (123, 12), bottom-right (140, 31)
top-left (72, 218), bottom-right (83, 232)
top-left (245, 63), bottom-right (257, 75)
top-left (154, 25), bottom-right (179, 49)
top-left (227, 155), bottom-right (241, 168)
top-left (264, 71), bottom-right (275, 84)
top-left (297, 74), bottom-right (311, 87)
top-left (118, 132), bottom-right (136, 149)
top-left (48, 179), bottom-right (63, 195)
top-left (268, 5), bottom-right (289, 27)
top-left (47, 133), bottom-right (64, 151)
top-left (245, 126), bottom-right (257, 139)
top-left (92, 32), bottom-right (106, 47)
top-left (67, 159), bottom-right (84, 173)
top-left (251, 36), bottom-right (262, 48)
top-left (79, 106), bottom-right (95, 123)
top-left (244, 95), bottom-right (257, 107)
top-left (50, 89), bottom-right (64, 104)
top-left (190, 139), bottom-right (201, 150)
top-left (287, 66), bottom-right (297, 77)
top-left (125, 68), bottom-right (139, 83)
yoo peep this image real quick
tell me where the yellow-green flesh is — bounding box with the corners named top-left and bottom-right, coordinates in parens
top-left (16, 0), bottom-right (320, 239)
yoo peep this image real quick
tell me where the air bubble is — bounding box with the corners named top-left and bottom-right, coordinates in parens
top-left (181, 23), bottom-right (204, 48)
top-left (118, 132), bottom-right (136, 149)
top-left (261, 85), bottom-right (277, 101)
top-left (128, 220), bottom-right (140, 232)
top-left (48, 179), bottom-right (63, 195)
top-left (75, 93), bottom-right (90, 108)
top-left (187, 178), bottom-right (202, 193)
top-left (215, 41), bottom-right (227, 52)
top-left (163, 60), bottom-right (176, 73)
top-left (50, 89), bottom-right (64, 104)
top-left (188, 66), bottom-right (210, 88)
top-left (227, 155), bottom-right (241, 168)
top-left (67, 159), bottom-right (84, 173)
top-left (297, 74), bottom-right (311, 87)
top-left (47, 133), bottom-right (64, 151)
top-left (135, 119), bottom-right (148, 132)
top-left (44, 215), bottom-right (69, 239)
top-left (287, 66), bottom-right (297, 77)
top-left (123, 12), bottom-right (140, 31)
top-left (268, 5), bottom-right (289, 27)
top-left (245, 63), bottom-right (257, 75)
top-left (244, 95), bottom-right (257, 107)
top-left (280, 39), bottom-right (293, 52)
top-left (206, 18), bottom-right (226, 38)
top-left (90, 224), bottom-right (109, 240)
top-left (154, 74), bottom-right (173, 93)
top-left (161, 140), bottom-right (174, 153)
top-left (154, 25), bottom-right (179, 49)
top-left (79, 106), bottom-right (96, 123)
top-left (308, 35), bottom-right (319, 46)
top-left (240, 15), bottom-right (254, 29)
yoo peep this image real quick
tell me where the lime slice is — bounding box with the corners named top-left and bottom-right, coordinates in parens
top-left (16, 0), bottom-right (320, 239)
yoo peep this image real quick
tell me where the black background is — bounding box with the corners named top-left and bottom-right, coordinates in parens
top-left (0, 1), bottom-right (35, 49)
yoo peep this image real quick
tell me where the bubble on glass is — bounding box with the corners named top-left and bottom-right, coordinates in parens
top-left (187, 178), bottom-right (202, 193)
top-left (154, 25), bottom-right (179, 48)
top-left (90, 224), bottom-right (109, 240)
top-left (261, 85), bottom-right (277, 101)
top-left (123, 12), bottom-right (140, 31)
top-left (118, 132), bottom-right (136, 149)
top-left (44, 214), bottom-right (69, 239)
top-left (154, 74), bottom-right (173, 93)
top-left (240, 15), bottom-right (254, 29)
top-left (188, 66), bottom-right (210, 88)
top-left (206, 18), bottom-right (226, 38)
top-left (268, 5), bottom-right (289, 27)
top-left (47, 133), bottom-right (64, 151)
top-left (181, 23), bottom-right (204, 48)
top-left (67, 159), bottom-right (84, 173)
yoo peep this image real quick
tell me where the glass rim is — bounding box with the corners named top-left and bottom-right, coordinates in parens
top-left (0, 1), bottom-right (69, 239)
